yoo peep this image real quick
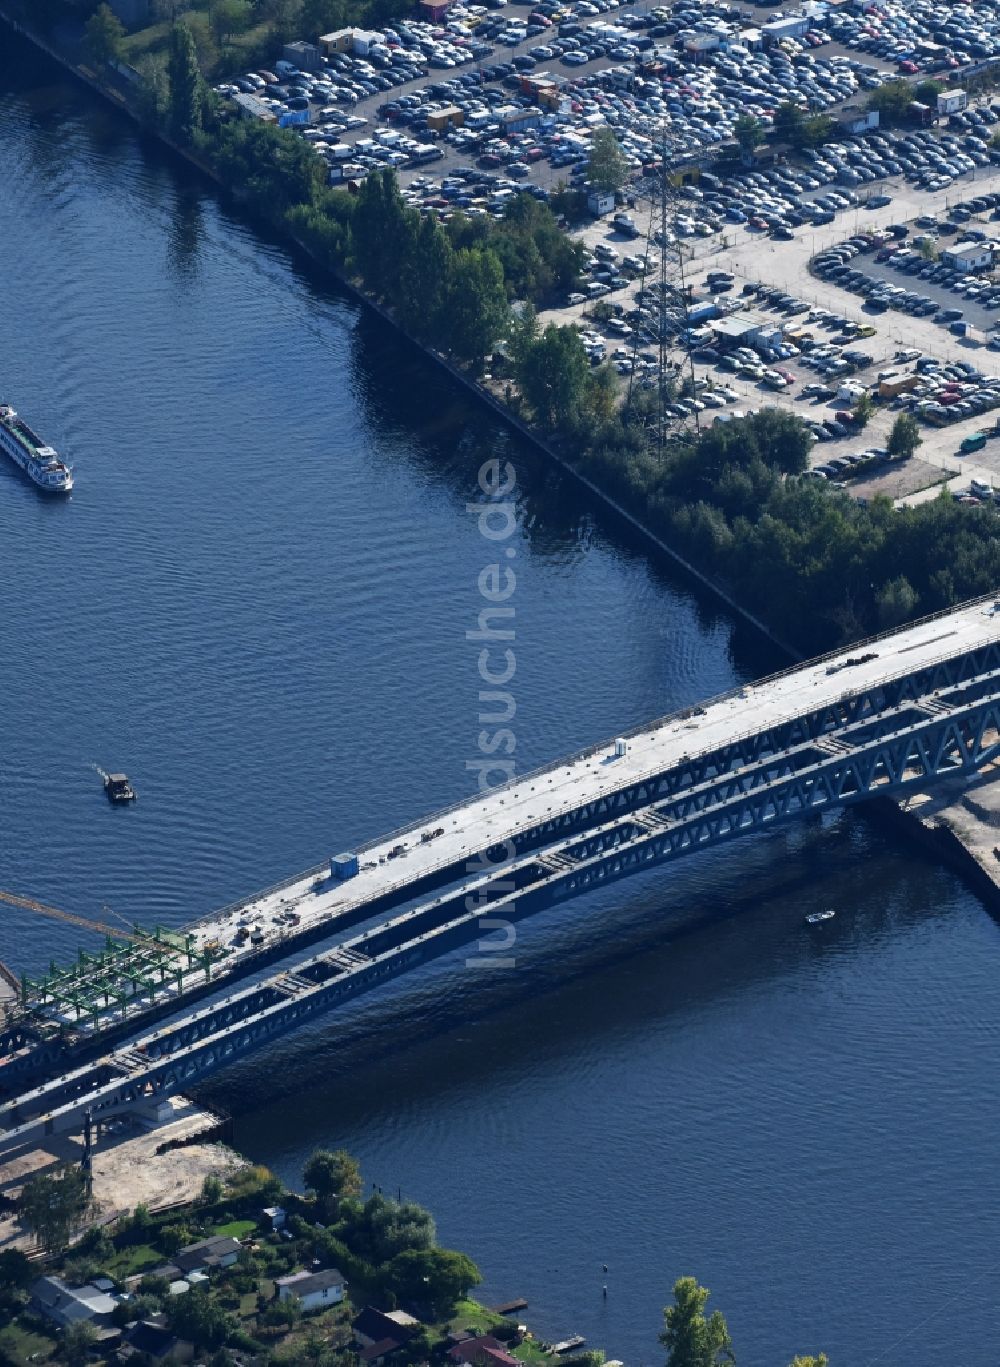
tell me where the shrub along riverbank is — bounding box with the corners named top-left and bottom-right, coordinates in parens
top-left (10, 6), bottom-right (1000, 656)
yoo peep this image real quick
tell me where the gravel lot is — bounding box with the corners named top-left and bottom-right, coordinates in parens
top-left (0, 1098), bottom-right (245, 1250)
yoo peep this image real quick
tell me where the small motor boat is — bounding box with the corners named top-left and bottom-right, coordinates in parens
top-left (805, 909), bottom-right (835, 925)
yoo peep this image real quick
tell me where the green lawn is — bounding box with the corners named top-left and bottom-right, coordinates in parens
top-left (0, 1320), bottom-right (58, 1364)
top-left (513, 1339), bottom-right (552, 1365)
top-left (106, 1241), bottom-right (164, 1278)
top-left (449, 1299), bottom-right (508, 1336)
top-left (213, 1219), bottom-right (258, 1239)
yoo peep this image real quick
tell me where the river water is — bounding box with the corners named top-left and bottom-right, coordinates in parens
top-left (2, 32), bottom-right (999, 1367)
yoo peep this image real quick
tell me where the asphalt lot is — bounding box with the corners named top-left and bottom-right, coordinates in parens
top-left (536, 160), bottom-right (1000, 504)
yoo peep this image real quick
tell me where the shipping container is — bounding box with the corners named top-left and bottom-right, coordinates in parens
top-left (331, 852), bottom-right (360, 879)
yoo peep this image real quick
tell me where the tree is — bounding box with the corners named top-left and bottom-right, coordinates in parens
top-left (788, 1357), bottom-right (828, 1367)
top-left (129, 1202), bottom-right (153, 1237)
top-left (866, 79), bottom-right (914, 124)
top-left (211, 0), bottom-right (251, 44)
top-left (201, 1172), bottom-right (224, 1205)
top-left (800, 114), bottom-right (834, 148)
top-left (167, 20), bottom-right (206, 143)
top-left (587, 127), bottom-right (629, 193)
top-left (733, 115), bottom-right (765, 156)
top-left (152, 0), bottom-right (194, 17)
top-left (348, 1193), bottom-right (437, 1264)
top-left (136, 55), bottom-right (170, 126)
top-left (84, 3), bottom-right (126, 68)
top-left (772, 101), bottom-right (805, 144)
top-left (304, 1149), bottom-right (362, 1219)
top-left (301, 0), bottom-right (346, 38)
top-left (446, 248), bottom-right (510, 367)
top-left (914, 78), bottom-right (944, 106)
top-left (61, 1320), bottom-right (98, 1367)
top-left (660, 1277), bottom-right (735, 1367)
top-left (167, 1286), bottom-right (234, 1349)
top-left (261, 0), bottom-right (303, 45)
top-left (853, 391), bottom-right (875, 427)
top-left (887, 411), bottom-right (922, 460)
top-left (516, 323), bottom-right (590, 429)
top-left (385, 1247), bottom-right (482, 1317)
top-left (398, 214), bottom-right (453, 339)
top-left (509, 303), bottom-right (539, 373)
top-left (160, 1222), bottom-right (193, 1254)
top-left (184, 11), bottom-right (219, 70)
top-left (876, 574), bottom-right (919, 627)
top-left (19, 1165), bottom-right (91, 1254)
top-left (0, 1249), bottom-right (32, 1297)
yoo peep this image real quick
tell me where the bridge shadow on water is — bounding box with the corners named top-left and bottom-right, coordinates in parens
top-left (205, 809), bottom-right (967, 1132)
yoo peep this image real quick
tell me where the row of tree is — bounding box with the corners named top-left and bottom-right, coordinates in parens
top-left (568, 403), bottom-right (1000, 652)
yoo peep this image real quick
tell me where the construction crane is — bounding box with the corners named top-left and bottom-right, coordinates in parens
top-left (0, 889), bottom-right (143, 942)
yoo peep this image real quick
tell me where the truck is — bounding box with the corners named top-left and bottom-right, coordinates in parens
top-left (687, 300), bottom-right (719, 325)
top-left (612, 212), bottom-right (639, 238)
top-left (960, 431), bottom-right (988, 454)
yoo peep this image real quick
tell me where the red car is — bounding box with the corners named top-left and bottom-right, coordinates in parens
top-left (899, 59), bottom-right (919, 73)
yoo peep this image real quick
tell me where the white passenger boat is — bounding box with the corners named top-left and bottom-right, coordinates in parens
top-left (0, 401), bottom-right (73, 492)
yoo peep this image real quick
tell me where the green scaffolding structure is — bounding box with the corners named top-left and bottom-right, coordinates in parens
top-left (17, 926), bottom-right (226, 1029)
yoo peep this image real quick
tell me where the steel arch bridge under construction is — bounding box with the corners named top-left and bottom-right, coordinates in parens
top-left (3, 594), bottom-right (1000, 1157)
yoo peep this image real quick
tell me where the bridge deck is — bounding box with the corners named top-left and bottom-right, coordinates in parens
top-left (186, 597), bottom-right (1000, 956)
top-left (6, 597), bottom-right (1000, 1059)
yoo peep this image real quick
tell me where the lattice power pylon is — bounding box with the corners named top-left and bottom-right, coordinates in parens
top-left (627, 122), bottom-right (700, 451)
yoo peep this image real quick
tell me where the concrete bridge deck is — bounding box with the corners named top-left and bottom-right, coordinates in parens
top-left (187, 594), bottom-right (1000, 955)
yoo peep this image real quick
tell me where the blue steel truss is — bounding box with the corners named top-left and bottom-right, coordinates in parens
top-left (2, 660), bottom-right (1000, 1153)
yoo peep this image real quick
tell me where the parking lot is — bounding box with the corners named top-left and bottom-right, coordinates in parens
top-left (532, 159), bottom-right (1000, 506)
top-left (213, 0), bottom-right (1000, 514)
top-left (218, 0), bottom-right (914, 202)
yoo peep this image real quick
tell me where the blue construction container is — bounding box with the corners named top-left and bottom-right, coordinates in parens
top-left (330, 852), bottom-right (359, 880)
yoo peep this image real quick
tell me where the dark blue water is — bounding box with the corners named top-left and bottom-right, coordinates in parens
top-left (2, 33), bottom-right (999, 1367)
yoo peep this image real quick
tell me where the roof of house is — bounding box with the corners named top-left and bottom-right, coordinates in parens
top-left (126, 1320), bottom-right (182, 1358)
top-left (354, 1307), bottom-right (419, 1345)
top-left (148, 1262), bottom-right (182, 1282)
top-left (173, 1235), bottom-right (242, 1273)
top-left (31, 1276), bottom-right (118, 1325)
top-left (276, 1268), bottom-right (346, 1297)
top-left (449, 1336), bottom-right (520, 1367)
top-left (360, 1337), bottom-right (406, 1362)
